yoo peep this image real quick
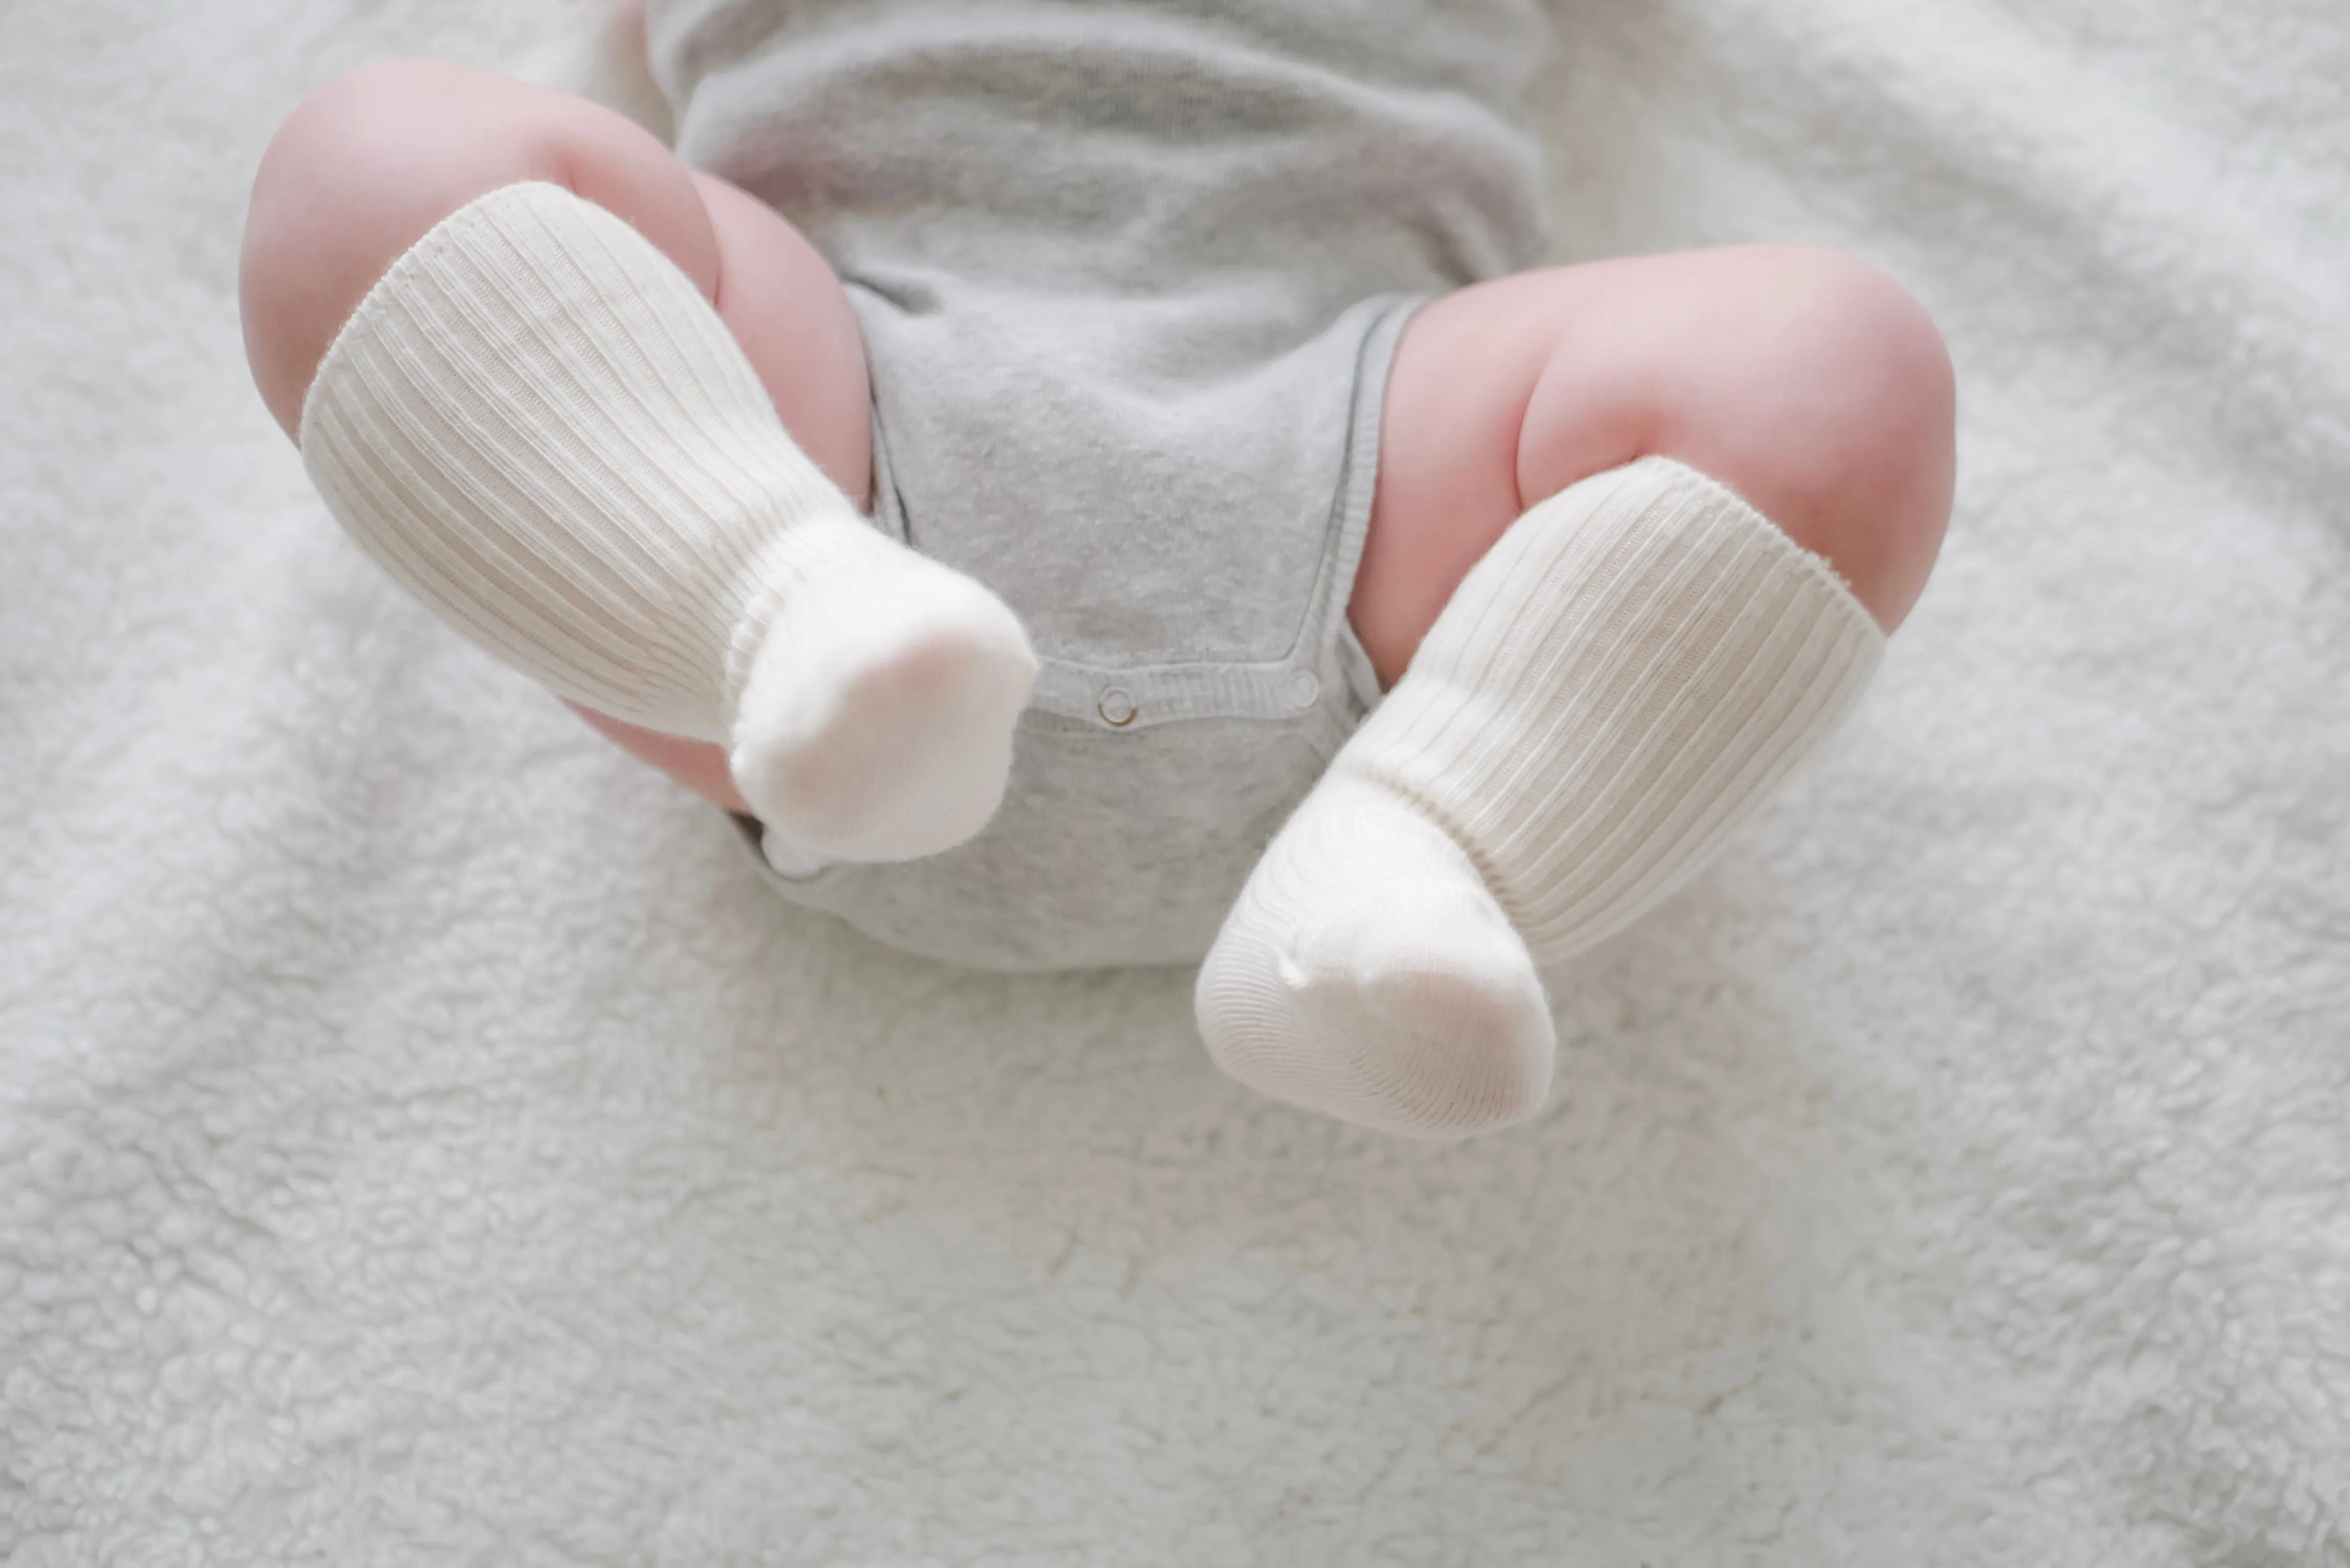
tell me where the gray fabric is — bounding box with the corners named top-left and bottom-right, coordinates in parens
top-left (646, 0), bottom-right (1553, 969)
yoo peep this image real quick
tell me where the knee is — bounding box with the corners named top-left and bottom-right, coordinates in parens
top-left (1699, 248), bottom-right (1956, 630)
top-left (244, 62), bottom-right (496, 434)
top-left (240, 60), bottom-right (697, 439)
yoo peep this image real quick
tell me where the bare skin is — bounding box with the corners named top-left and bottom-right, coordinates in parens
top-left (242, 60), bottom-right (1953, 816)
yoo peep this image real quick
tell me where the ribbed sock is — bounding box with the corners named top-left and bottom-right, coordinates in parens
top-left (300, 181), bottom-right (1037, 864)
top-left (1195, 457), bottom-right (1885, 1138)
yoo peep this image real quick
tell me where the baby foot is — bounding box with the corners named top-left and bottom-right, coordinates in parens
top-left (297, 181), bottom-right (1039, 866)
top-left (1198, 457), bottom-right (1884, 1139)
top-left (729, 530), bottom-right (1038, 863)
top-left (1195, 774), bottom-right (1556, 1139)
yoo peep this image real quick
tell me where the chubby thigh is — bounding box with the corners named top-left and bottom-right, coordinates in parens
top-left (1355, 247), bottom-right (1956, 690)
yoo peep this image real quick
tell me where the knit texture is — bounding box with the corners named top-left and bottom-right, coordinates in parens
top-left (1198, 456), bottom-right (1885, 1137)
top-left (299, 181), bottom-right (1038, 861)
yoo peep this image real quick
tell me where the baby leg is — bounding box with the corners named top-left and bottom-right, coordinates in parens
top-left (1198, 247), bottom-right (1955, 1138)
top-left (242, 61), bottom-right (1037, 861)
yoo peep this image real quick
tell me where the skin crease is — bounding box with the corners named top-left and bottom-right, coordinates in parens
top-left (242, 58), bottom-right (1954, 819)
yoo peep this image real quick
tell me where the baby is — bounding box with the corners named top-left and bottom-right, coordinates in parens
top-left (241, 0), bottom-right (1952, 1138)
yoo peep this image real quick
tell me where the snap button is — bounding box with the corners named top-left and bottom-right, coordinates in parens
top-left (1286, 670), bottom-right (1322, 710)
top-left (1097, 686), bottom-right (1138, 727)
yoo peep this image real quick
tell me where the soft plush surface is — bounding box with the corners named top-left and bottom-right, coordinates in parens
top-left (3, 0), bottom-right (2344, 1561)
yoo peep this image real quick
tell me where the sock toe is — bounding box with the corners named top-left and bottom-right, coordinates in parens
top-left (729, 557), bottom-right (1038, 862)
top-left (1198, 858), bottom-right (1557, 1141)
top-left (1283, 880), bottom-right (1556, 1138)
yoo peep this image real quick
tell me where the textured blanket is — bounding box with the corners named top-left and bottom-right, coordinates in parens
top-left (4, 0), bottom-right (2344, 1561)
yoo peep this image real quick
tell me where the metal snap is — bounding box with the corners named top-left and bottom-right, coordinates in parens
top-left (1097, 686), bottom-right (1138, 727)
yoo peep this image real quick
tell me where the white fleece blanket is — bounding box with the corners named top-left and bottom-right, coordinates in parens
top-left (4, 0), bottom-right (2345, 1561)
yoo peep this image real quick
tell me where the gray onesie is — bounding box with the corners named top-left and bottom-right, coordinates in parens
top-left (644, 0), bottom-right (1552, 969)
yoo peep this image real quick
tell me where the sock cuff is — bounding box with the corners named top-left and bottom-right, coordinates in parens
top-left (1608, 456), bottom-right (1883, 643)
top-left (301, 182), bottom-right (559, 445)
top-left (1452, 455), bottom-right (1885, 703)
top-left (300, 182), bottom-right (790, 482)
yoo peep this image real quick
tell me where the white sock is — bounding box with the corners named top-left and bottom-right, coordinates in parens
top-left (1196, 457), bottom-right (1885, 1139)
top-left (300, 182), bottom-right (1038, 864)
